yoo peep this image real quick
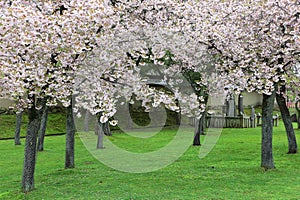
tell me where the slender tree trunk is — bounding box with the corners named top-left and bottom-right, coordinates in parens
top-left (14, 111), bottom-right (23, 145)
top-left (276, 88), bottom-right (297, 154)
top-left (176, 110), bottom-right (181, 125)
top-left (95, 120), bottom-right (99, 135)
top-left (193, 93), bottom-right (208, 145)
top-left (96, 114), bottom-right (105, 149)
top-left (296, 100), bottom-right (300, 129)
top-left (84, 109), bottom-right (90, 132)
top-left (261, 91), bottom-right (276, 170)
top-left (96, 122), bottom-right (105, 149)
top-left (298, 113), bottom-right (300, 130)
top-left (65, 98), bottom-right (76, 169)
top-left (193, 111), bottom-right (206, 145)
top-left (37, 102), bottom-right (48, 152)
top-left (193, 117), bottom-right (201, 146)
top-left (103, 121), bottom-right (112, 136)
top-left (22, 97), bottom-right (42, 192)
top-left (200, 110), bottom-right (207, 135)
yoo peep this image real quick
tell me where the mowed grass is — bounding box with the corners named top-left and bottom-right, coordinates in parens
top-left (0, 113), bottom-right (66, 139)
top-left (0, 124), bottom-right (300, 199)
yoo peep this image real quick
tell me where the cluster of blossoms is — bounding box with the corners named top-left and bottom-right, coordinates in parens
top-left (195, 0), bottom-right (300, 95)
top-left (0, 0), bottom-right (217, 124)
top-left (0, 0), bottom-right (119, 108)
top-left (1, 0), bottom-right (299, 123)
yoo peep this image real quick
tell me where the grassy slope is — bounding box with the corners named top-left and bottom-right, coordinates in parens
top-left (0, 123), bottom-right (300, 199)
top-left (0, 113), bottom-right (66, 139)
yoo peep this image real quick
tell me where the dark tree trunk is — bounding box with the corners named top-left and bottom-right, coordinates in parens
top-left (103, 121), bottom-right (112, 136)
top-left (65, 98), bottom-right (76, 169)
top-left (296, 100), bottom-right (300, 129)
top-left (193, 117), bottom-right (201, 146)
top-left (298, 113), bottom-right (300, 129)
top-left (22, 97), bottom-right (42, 192)
top-left (96, 115), bottom-right (105, 149)
top-left (261, 91), bottom-right (276, 170)
top-left (193, 91), bottom-right (209, 145)
top-left (14, 111), bottom-right (23, 145)
top-left (200, 110), bottom-right (206, 135)
top-left (95, 120), bottom-right (99, 135)
top-left (96, 123), bottom-right (105, 149)
top-left (176, 111), bottom-right (181, 125)
top-left (37, 102), bottom-right (48, 152)
top-left (193, 110), bottom-right (207, 145)
top-left (84, 109), bottom-right (90, 132)
top-left (276, 87), bottom-right (297, 154)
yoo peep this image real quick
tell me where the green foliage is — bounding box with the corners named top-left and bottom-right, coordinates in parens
top-left (0, 123), bottom-right (299, 199)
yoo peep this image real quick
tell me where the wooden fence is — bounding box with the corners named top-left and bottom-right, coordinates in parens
top-left (201, 113), bottom-right (279, 128)
top-left (205, 115), bottom-right (255, 128)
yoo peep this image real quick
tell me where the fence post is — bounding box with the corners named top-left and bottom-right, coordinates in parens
top-left (257, 113), bottom-right (261, 126)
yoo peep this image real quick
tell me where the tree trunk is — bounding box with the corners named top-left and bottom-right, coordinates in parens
top-left (193, 93), bottom-right (208, 145)
top-left (84, 109), bottom-right (90, 132)
top-left (96, 114), bottom-right (105, 149)
top-left (261, 91), bottom-right (276, 170)
top-left (103, 121), bottom-right (112, 136)
top-left (296, 100), bottom-right (300, 129)
top-left (96, 123), bottom-right (105, 149)
top-left (276, 87), bottom-right (297, 154)
top-left (193, 113), bottom-right (204, 146)
top-left (298, 113), bottom-right (300, 130)
top-left (37, 102), bottom-right (48, 152)
top-left (14, 111), bottom-right (22, 145)
top-left (65, 98), bottom-right (76, 169)
top-left (22, 97), bottom-right (42, 192)
top-left (200, 110), bottom-right (206, 135)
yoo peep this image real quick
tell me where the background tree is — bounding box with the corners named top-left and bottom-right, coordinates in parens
top-left (296, 99), bottom-right (300, 129)
top-left (37, 98), bottom-right (48, 151)
top-left (183, 0), bottom-right (300, 169)
top-left (276, 85), bottom-right (297, 153)
top-left (14, 110), bottom-right (23, 145)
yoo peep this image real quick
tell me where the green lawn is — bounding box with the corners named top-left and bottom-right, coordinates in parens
top-left (0, 123), bottom-right (300, 199)
top-left (0, 113), bottom-right (66, 139)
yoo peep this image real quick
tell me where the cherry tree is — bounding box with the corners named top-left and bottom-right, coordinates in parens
top-left (1, 0), bottom-right (215, 192)
top-left (0, 0), bottom-right (120, 192)
top-left (189, 0), bottom-right (300, 169)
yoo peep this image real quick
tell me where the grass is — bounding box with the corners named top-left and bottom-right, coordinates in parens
top-left (0, 113), bottom-right (66, 139)
top-left (0, 122), bottom-right (300, 199)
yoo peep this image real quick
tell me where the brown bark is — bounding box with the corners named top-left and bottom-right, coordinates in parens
top-left (261, 91), bottom-right (276, 170)
top-left (14, 111), bottom-right (22, 145)
top-left (37, 99), bottom-right (48, 152)
top-left (296, 100), bottom-right (300, 129)
top-left (103, 121), bottom-right (112, 136)
top-left (22, 96), bottom-right (42, 192)
top-left (65, 98), bottom-right (76, 169)
top-left (276, 87), bottom-right (297, 154)
top-left (96, 114), bottom-right (105, 149)
top-left (193, 117), bottom-right (201, 146)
